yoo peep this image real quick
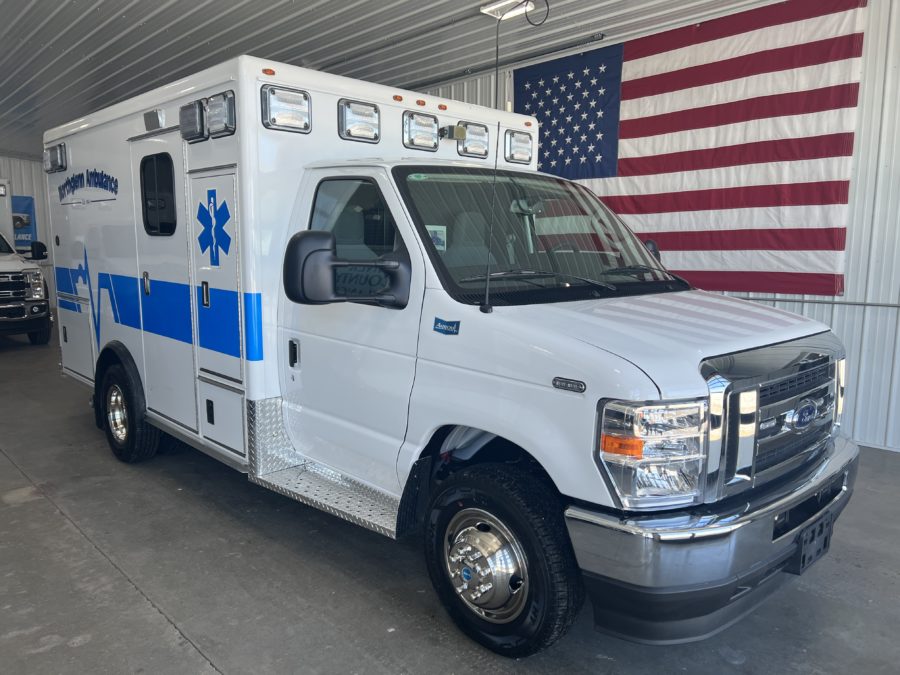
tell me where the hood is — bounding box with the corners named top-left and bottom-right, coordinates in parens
top-left (0, 250), bottom-right (32, 274)
top-left (504, 290), bottom-right (830, 399)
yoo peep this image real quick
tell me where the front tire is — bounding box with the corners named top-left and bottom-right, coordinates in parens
top-left (27, 318), bottom-right (51, 345)
top-left (99, 364), bottom-right (159, 463)
top-left (424, 463), bottom-right (583, 657)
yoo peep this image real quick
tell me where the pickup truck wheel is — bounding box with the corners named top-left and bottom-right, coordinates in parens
top-left (99, 364), bottom-right (159, 463)
top-left (27, 318), bottom-right (51, 345)
top-left (424, 463), bottom-right (583, 657)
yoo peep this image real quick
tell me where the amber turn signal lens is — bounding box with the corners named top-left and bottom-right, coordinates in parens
top-left (601, 435), bottom-right (644, 458)
top-left (262, 68), bottom-right (276, 76)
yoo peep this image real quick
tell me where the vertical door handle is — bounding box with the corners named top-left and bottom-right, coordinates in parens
top-left (288, 339), bottom-right (300, 368)
top-left (201, 281), bottom-right (210, 307)
top-left (142, 271), bottom-right (151, 295)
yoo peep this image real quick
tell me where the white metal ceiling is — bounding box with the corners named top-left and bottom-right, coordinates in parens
top-left (0, 0), bottom-right (774, 158)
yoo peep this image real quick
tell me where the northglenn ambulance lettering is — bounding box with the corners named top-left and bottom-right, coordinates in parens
top-left (57, 169), bottom-right (119, 202)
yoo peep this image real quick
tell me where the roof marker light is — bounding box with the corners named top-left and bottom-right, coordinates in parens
top-left (393, 95), bottom-right (403, 101)
top-left (438, 103), bottom-right (448, 111)
top-left (416, 99), bottom-right (426, 106)
top-left (262, 68), bottom-right (275, 76)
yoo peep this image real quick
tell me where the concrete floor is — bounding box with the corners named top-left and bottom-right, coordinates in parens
top-left (0, 330), bottom-right (898, 675)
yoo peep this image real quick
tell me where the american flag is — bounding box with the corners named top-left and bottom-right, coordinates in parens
top-left (513, 0), bottom-right (867, 296)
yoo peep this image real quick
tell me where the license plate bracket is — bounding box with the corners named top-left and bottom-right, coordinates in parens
top-left (785, 510), bottom-right (834, 575)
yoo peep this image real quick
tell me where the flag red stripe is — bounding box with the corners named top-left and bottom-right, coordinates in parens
top-left (621, 33), bottom-right (864, 101)
top-left (623, 0), bottom-right (868, 62)
top-left (672, 270), bottom-right (844, 295)
top-left (635, 227), bottom-right (847, 251)
top-left (617, 133), bottom-right (855, 176)
top-left (619, 83), bottom-right (859, 139)
top-left (602, 180), bottom-right (850, 214)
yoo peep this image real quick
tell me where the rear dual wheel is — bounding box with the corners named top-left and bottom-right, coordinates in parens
top-left (424, 464), bottom-right (584, 657)
top-left (99, 364), bottom-right (159, 463)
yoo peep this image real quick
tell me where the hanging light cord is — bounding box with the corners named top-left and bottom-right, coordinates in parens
top-left (482, 0), bottom-right (550, 313)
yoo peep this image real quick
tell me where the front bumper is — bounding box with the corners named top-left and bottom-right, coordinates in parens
top-left (565, 434), bottom-right (859, 644)
top-left (0, 300), bottom-right (51, 335)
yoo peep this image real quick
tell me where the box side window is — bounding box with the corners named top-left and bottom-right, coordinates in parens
top-left (140, 153), bottom-right (176, 236)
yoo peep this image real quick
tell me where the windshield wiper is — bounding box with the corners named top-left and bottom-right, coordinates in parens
top-left (460, 269), bottom-right (616, 291)
top-left (597, 264), bottom-right (670, 280)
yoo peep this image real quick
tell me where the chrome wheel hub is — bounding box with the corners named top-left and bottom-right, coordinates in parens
top-left (444, 508), bottom-right (528, 623)
top-left (107, 385), bottom-right (128, 444)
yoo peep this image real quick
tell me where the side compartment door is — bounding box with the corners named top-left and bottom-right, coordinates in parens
top-left (132, 137), bottom-right (197, 431)
top-left (188, 168), bottom-right (246, 456)
top-left (279, 170), bottom-right (425, 493)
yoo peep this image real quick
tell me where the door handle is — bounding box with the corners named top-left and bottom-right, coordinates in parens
top-left (201, 281), bottom-right (210, 307)
top-left (142, 271), bottom-right (150, 295)
top-left (288, 339), bottom-right (300, 368)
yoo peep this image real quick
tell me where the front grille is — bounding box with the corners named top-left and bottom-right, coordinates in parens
top-left (702, 334), bottom-right (842, 502)
top-left (0, 273), bottom-right (27, 300)
top-left (0, 304), bottom-right (26, 319)
top-left (759, 359), bottom-right (831, 406)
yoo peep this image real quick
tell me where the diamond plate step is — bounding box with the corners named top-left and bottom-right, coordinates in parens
top-left (250, 462), bottom-right (400, 538)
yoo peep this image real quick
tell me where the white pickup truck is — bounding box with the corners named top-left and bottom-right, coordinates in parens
top-left (0, 233), bottom-right (51, 345)
top-left (44, 56), bottom-right (858, 657)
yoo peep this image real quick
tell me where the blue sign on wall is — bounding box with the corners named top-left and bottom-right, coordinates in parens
top-left (11, 195), bottom-right (36, 252)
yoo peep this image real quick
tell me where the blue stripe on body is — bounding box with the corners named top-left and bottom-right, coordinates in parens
top-left (197, 286), bottom-right (241, 358)
top-left (53, 264), bottom-right (261, 359)
top-left (141, 279), bottom-right (193, 344)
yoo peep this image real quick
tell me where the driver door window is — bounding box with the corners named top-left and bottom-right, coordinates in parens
top-left (310, 179), bottom-right (406, 298)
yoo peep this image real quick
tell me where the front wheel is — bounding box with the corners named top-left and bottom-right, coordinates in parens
top-left (424, 463), bottom-right (583, 657)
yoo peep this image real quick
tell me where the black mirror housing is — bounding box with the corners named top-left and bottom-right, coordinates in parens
top-left (283, 230), bottom-right (340, 304)
top-left (643, 238), bottom-right (661, 262)
top-left (29, 241), bottom-right (48, 261)
top-left (283, 230), bottom-right (411, 308)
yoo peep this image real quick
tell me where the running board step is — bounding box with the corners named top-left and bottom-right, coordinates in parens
top-left (250, 463), bottom-right (400, 538)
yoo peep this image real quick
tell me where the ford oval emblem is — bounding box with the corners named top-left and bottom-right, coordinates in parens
top-left (792, 399), bottom-right (818, 431)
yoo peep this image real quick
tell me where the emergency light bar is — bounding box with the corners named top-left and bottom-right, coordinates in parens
top-left (207, 91), bottom-right (236, 138)
top-left (339, 100), bottom-right (380, 143)
top-left (403, 111), bottom-right (439, 151)
top-left (43, 143), bottom-right (67, 173)
top-left (505, 130), bottom-right (533, 164)
top-left (262, 85), bottom-right (311, 133)
top-left (179, 100), bottom-right (208, 143)
top-left (457, 122), bottom-right (489, 158)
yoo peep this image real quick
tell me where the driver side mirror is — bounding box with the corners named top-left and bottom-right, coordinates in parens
top-left (283, 230), bottom-right (410, 308)
top-left (29, 241), bottom-right (47, 261)
top-left (643, 238), bottom-right (661, 262)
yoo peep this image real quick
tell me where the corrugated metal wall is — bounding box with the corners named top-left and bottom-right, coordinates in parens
top-left (0, 154), bottom-right (53, 295)
top-left (427, 1), bottom-right (900, 450)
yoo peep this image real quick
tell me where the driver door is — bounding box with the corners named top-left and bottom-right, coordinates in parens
top-left (279, 168), bottom-right (425, 494)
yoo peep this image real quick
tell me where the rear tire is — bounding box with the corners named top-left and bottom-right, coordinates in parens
top-left (424, 463), bottom-right (583, 657)
top-left (27, 318), bottom-right (51, 345)
top-left (99, 364), bottom-right (159, 463)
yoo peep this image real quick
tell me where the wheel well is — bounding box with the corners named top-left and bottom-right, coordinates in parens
top-left (396, 425), bottom-right (560, 538)
top-left (93, 342), bottom-right (142, 429)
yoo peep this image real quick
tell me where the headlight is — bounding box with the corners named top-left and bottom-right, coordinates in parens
top-left (24, 269), bottom-right (45, 300)
top-left (597, 399), bottom-right (708, 510)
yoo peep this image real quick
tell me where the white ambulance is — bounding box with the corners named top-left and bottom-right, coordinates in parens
top-left (44, 55), bottom-right (859, 656)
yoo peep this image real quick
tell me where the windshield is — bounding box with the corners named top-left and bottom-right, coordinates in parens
top-left (393, 166), bottom-right (687, 306)
top-left (0, 233), bottom-right (13, 254)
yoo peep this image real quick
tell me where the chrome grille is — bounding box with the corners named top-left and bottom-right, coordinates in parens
top-left (0, 273), bottom-right (27, 299)
top-left (701, 333), bottom-right (843, 503)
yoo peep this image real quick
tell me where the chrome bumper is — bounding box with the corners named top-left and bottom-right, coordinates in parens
top-left (565, 434), bottom-right (859, 643)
